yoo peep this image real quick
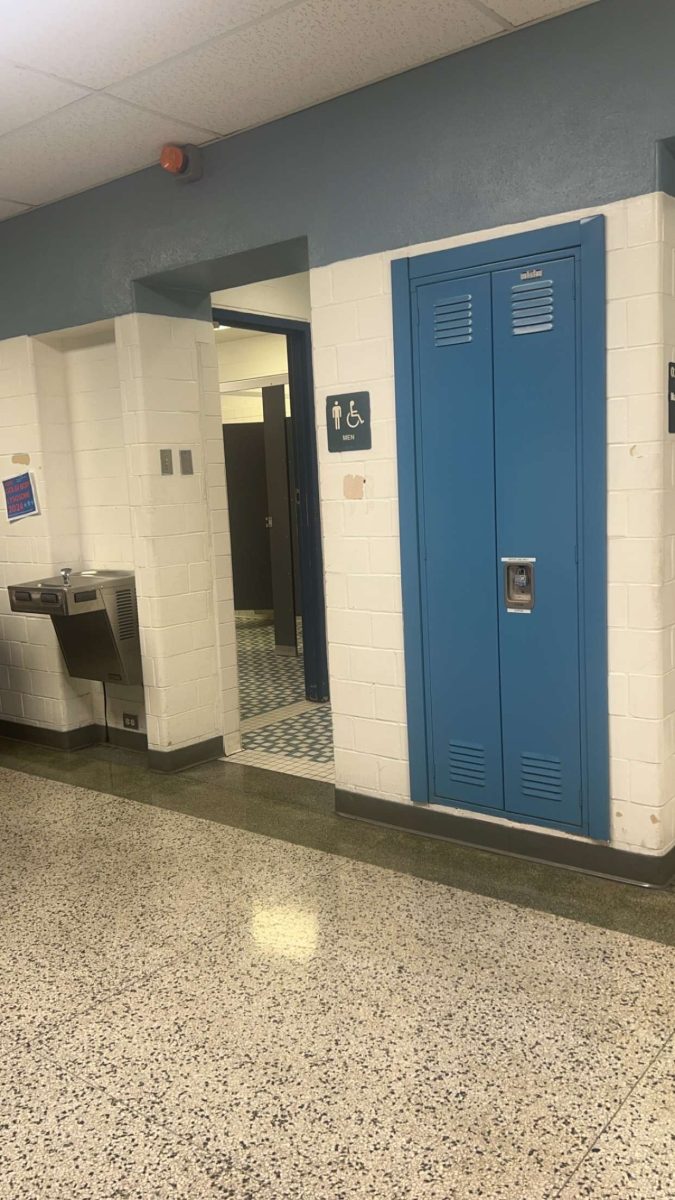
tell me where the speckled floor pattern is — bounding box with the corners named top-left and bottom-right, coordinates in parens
top-left (2, 764), bottom-right (675, 1199)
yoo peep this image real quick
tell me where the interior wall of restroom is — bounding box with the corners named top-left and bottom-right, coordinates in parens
top-left (216, 330), bottom-right (289, 425)
top-left (214, 273), bottom-right (310, 424)
top-left (215, 285), bottom-right (308, 633)
top-left (217, 330), bottom-right (290, 620)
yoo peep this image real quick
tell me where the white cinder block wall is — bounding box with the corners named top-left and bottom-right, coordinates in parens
top-left (606, 193), bottom-right (675, 855)
top-left (115, 314), bottom-right (238, 756)
top-left (0, 335), bottom-right (91, 732)
top-left (59, 326), bottom-right (143, 733)
top-left (310, 257), bottom-right (408, 803)
top-left (63, 328), bottom-right (133, 572)
top-left (310, 192), bottom-right (675, 856)
top-left (0, 316), bottom-right (237, 757)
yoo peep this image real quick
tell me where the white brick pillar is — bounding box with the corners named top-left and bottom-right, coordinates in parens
top-left (115, 313), bottom-right (238, 765)
top-left (309, 255), bottom-right (409, 802)
top-left (194, 323), bottom-right (241, 755)
top-left (607, 193), bottom-right (675, 854)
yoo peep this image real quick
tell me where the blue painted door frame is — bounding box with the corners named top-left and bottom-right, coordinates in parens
top-left (392, 217), bottom-right (608, 840)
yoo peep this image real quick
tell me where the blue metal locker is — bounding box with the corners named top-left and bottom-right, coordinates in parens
top-left (491, 258), bottom-right (582, 825)
top-left (394, 218), bottom-right (607, 837)
top-left (413, 257), bottom-right (583, 827)
top-left (416, 274), bottom-right (504, 808)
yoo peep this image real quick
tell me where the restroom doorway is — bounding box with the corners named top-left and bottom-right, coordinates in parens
top-left (212, 277), bottom-right (333, 782)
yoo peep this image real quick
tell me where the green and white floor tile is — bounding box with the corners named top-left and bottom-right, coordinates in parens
top-left (228, 612), bottom-right (335, 782)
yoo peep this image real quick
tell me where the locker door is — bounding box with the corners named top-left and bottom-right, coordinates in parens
top-left (416, 274), bottom-right (503, 808)
top-left (491, 258), bottom-right (583, 826)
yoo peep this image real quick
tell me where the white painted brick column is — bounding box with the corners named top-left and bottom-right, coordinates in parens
top-left (193, 327), bottom-right (240, 755)
top-left (311, 256), bottom-right (409, 803)
top-left (605, 193), bottom-right (675, 854)
top-left (115, 313), bottom-right (237, 757)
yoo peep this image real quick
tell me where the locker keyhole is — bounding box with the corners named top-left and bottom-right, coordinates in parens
top-left (503, 560), bottom-right (535, 612)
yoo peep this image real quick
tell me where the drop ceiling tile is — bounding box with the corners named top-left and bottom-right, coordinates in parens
top-left (0, 95), bottom-right (215, 207)
top-left (109, 0), bottom-right (504, 135)
top-left (0, 61), bottom-right (89, 137)
top-left (0, 198), bottom-right (31, 221)
top-left (482, 0), bottom-right (597, 25)
top-left (2, 0), bottom-right (294, 90)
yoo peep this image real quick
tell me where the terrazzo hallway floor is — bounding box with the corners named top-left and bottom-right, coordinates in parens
top-left (2, 763), bottom-right (675, 1199)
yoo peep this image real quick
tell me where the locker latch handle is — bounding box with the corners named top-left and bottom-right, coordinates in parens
top-left (502, 557), bottom-right (535, 613)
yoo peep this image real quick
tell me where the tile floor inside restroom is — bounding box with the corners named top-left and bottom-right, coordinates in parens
top-left (227, 611), bottom-right (334, 782)
top-left (1, 759), bottom-right (674, 1199)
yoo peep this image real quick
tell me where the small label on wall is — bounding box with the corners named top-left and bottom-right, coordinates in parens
top-left (669, 364), bottom-right (675, 434)
top-left (326, 392), bottom-right (371, 452)
top-left (3, 472), bottom-right (39, 521)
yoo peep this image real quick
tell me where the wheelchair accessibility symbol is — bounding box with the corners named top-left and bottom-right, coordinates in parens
top-left (346, 399), bottom-right (364, 428)
top-left (326, 392), bottom-right (372, 453)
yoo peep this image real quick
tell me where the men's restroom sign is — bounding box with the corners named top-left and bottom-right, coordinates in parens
top-left (3, 472), bottom-right (39, 522)
top-left (326, 392), bottom-right (371, 452)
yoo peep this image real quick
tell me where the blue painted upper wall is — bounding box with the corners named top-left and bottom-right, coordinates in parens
top-left (0, 0), bottom-right (673, 338)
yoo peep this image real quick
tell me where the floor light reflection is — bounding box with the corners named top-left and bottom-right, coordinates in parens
top-left (251, 905), bottom-right (319, 961)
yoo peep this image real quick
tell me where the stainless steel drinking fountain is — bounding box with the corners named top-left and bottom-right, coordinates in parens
top-left (8, 568), bottom-right (143, 685)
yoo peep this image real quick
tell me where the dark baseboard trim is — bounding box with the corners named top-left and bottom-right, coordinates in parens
top-left (0, 718), bottom-right (102, 751)
top-left (0, 717), bottom-right (211, 769)
top-left (148, 735), bottom-right (224, 773)
top-left (335, 789), bottom-right (675, 888)
top-left (104, 726), bottom-right (148, 752)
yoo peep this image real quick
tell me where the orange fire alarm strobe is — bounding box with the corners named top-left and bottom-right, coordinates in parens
top-left (159, 143), bottom-right (203, 182)
top-left (160, 143), bottom-right (188, 175)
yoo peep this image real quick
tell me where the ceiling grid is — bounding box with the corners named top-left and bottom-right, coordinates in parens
top-left (0, 0), bottom-right (598, 218)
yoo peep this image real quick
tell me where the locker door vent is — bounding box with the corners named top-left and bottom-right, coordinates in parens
top-left (449, 740), bottom-right (485, 787)
top-left (511, 280), bottom-right (554, 336)
top-left (115, 588), bottom-right (135, 640)
top-left (521, 754), bottom-right (561, 801)
top-left (434, 295), bottom-right (472, 347)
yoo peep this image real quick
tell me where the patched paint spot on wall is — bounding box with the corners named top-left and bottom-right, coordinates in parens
top-left (343, 475), bottom-right (365, 500)
top-left (11, 453), bottom-right (30, 465)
